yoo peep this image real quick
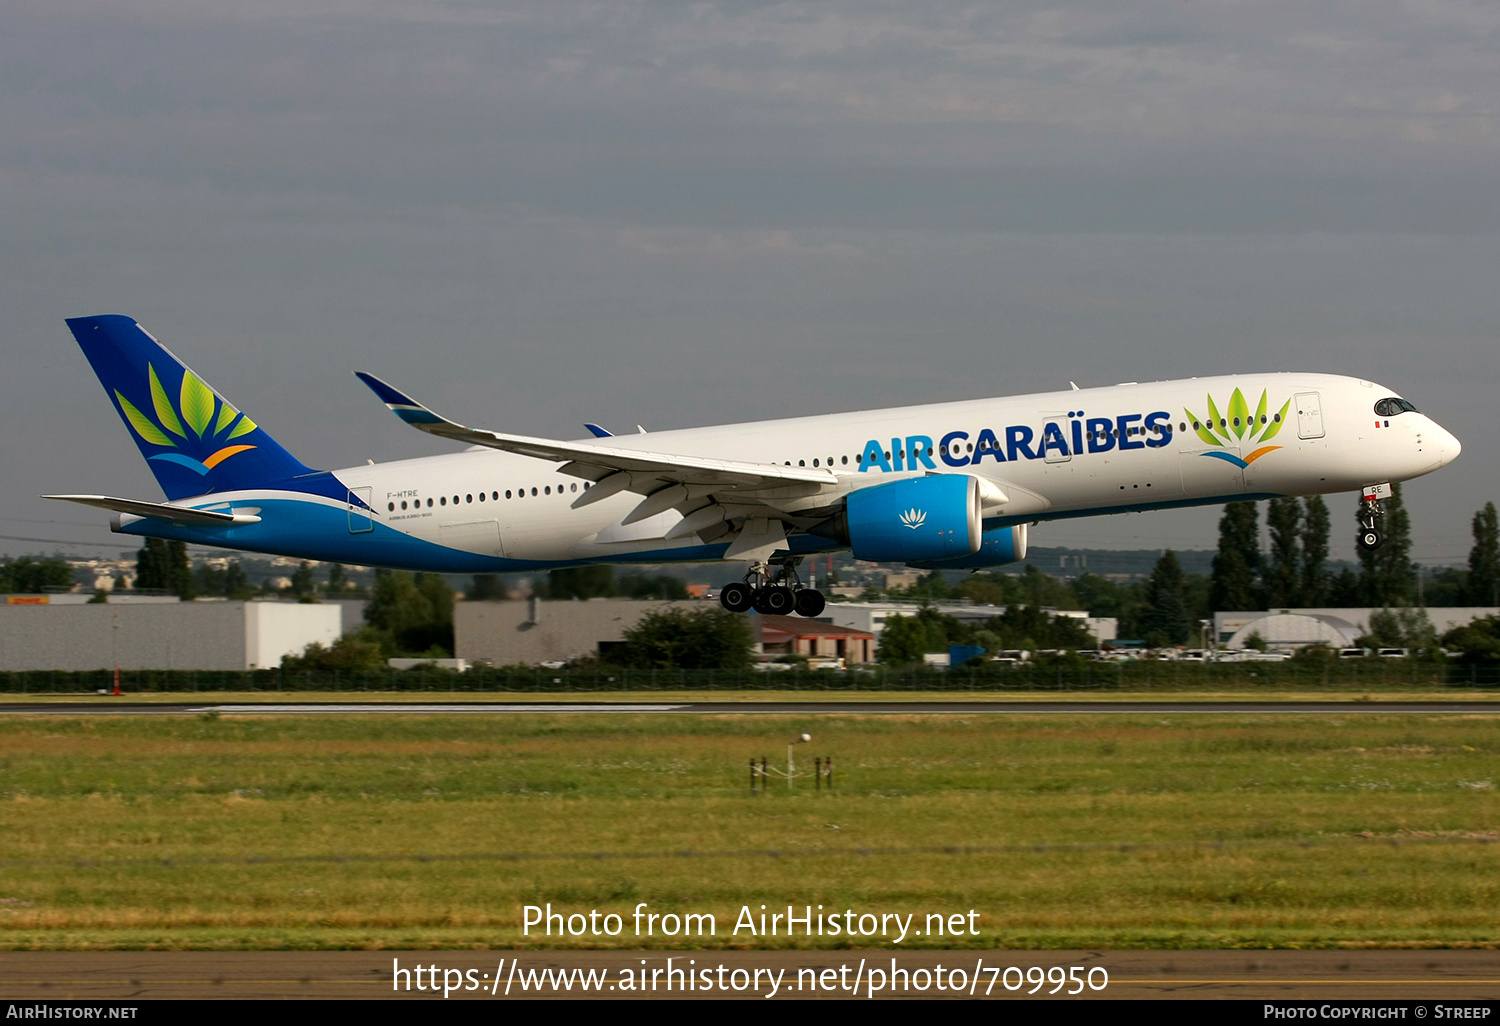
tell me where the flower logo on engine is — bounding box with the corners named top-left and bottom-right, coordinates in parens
top-left (900, 508), bottom-right (926, 530)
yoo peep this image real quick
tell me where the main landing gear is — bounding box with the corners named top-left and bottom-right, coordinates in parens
top-left (1357, 483), bottom-right (1390, 553)
top-left (718, 557), bottom-right (826, 618)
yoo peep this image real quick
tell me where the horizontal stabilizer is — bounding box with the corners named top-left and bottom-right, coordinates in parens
top-left (43, 494), bottom-right (261, 525)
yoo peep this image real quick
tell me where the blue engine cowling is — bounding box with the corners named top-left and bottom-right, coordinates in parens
top-left (842, 475), bottom-right (982, 563)
top-left (905, 523), bottom-right (1028, 570)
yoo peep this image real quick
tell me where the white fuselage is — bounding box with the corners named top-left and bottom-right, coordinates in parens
top-left (121, 372), bottom-right (1461, 572)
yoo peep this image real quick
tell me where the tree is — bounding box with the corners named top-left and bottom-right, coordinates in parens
top-left (1358, 606), bottom-right (1437, 653)
top-left (610, 607), bottom-right (753, 669)
top-left (326, 563), bottom-right (349, 595)
top-left (1264, 497), bottom-right (1302, 608)
top-left (1136, 550), bottom-right (1193, 647)
top-left (364, 570), bottom-right (454, 655)
top-left (1443, 615), bottom-right (1500, 663)
top-left (892, 571), bottom-right (955, 602)
top-left (985, 605), bottom-right (1094, 651)
top-left (134, 538), bottom-right (193, 598)
top-left (877, 607), bottom-right (964, 663)
top-left (537, 565), bottom-right (616, 600)
top-left (288, 561), bottom-right (317, 600)
top-left (1210, 502), bottom-right (1262, 611)
top-left (953, 572), bottom-right (1011, 607)
top-left (223, 561), bottom-right (252, 599)
top-left (282, 631), bottom-right (389, 674)
top-left (1467, 502), bottom-right (1499, 607)
top-left (0, 556), bottom-right (74, 594)
top-left (1357, 484), bottom-right (1416, 606)
top-left (1300, 496), bottom-right (1331, 606)
top-left (1326, 565), bottom-right (1363, 607)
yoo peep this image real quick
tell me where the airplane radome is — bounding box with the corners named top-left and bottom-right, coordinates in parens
top-left (47, 315), bottom-right (1462, 618)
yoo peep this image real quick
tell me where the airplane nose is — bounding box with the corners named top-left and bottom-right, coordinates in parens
top-left (1433, 423), bottom-right (1462, 467)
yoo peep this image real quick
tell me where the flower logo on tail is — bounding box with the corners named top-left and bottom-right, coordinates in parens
top-left (115, 363), bottom-right (258, 475)
top-left (1184, 388), bottom-right (1289, 470)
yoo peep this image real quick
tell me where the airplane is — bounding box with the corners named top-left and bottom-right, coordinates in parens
top-left (47, 314), bottom-right (1462, 617)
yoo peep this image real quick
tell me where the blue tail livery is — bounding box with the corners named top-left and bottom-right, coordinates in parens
top-left (66, 315), bottom-right (316, 500)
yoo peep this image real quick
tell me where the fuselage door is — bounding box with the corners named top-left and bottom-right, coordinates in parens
top-left (348, 487), bottom-right (374, 534)
top-left (1295, 392), bottom-right (1325, 439)
top-left (1041, 417), bottom-right (1072, 463)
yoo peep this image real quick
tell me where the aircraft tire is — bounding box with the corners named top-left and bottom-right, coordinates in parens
top-left (1358, 529), bottom-right (1382, 552)
top-left (719, 582), bottom-right (754, 613)
top-left (755, 587), bottom-right (795, 616)
top-left (794, 589), bottom-right (826, 618)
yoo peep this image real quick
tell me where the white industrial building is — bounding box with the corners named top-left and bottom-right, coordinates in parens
top-left (0, 596), bottom-right (342, 671)
top-left (1213, 607), bottom-right (1500, 649)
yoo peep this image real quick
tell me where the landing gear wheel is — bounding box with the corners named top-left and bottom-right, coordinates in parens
top-left (794, 589), bottom-right (826, 618)
top-left (1358, 529), bottom-right (1382, 552)
top-left (719, 581), bottom-right (754, 613)
top-left (754, 586), bottom-right (795, 615)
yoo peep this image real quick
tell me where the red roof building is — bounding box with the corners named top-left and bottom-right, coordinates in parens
top-left (754, 614), bottom-right (875, 665)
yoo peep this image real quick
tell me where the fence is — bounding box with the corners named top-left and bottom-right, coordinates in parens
top-left (2, 659), bottom-right (1498, 693)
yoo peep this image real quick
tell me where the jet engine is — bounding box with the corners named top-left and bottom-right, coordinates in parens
top-left (815, 474), bottom-right (982, 563)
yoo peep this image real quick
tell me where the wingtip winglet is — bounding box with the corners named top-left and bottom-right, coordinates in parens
top-left (354, 372), bottom-right (454, 429)
top-left (353, 370), bottom-right (419, 407)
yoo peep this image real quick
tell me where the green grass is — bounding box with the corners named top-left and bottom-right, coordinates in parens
top-left (1, 688), bottom-right (1495, 703)
top-left (1, 712), bottom-right (1497, 950)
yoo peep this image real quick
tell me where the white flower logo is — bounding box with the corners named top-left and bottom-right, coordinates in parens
top-left (900, 508), bottom-right (926, 530)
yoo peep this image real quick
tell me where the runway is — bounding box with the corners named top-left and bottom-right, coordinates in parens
top-left (3, 949), bottom-right (1497, 1001)
top-left (0, 699), bottom-right (1498, 715)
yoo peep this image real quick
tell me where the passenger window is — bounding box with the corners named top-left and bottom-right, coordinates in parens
top-left (440, 497), bottom-right (446, 506)
top-left (505, 490), bottom-right (511, 499)
top-left (401, 501), bottom-right (407, 510)
top-left (388, 502), bottom-right (395, 512)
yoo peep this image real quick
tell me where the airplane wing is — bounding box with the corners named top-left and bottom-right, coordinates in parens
top-left (43, 494), bottom-right (262, 525)
top-left (353, 372), bottom-right (838, 509)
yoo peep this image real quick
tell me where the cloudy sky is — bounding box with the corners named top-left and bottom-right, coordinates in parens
top-left (1, 1), bottom-right (1495, 566)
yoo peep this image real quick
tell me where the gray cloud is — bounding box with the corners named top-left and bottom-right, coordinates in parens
top-left (1, 0), bottom-right (1495, 562)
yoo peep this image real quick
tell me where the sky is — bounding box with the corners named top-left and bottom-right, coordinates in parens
top-left (1, 1), bottom-right (1496, 568)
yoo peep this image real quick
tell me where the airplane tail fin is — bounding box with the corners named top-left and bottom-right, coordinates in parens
top-left (66, 315), bottom-right (317, 501)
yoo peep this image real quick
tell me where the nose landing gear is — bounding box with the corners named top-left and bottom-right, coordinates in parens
top-left (718, 556), bottom-right (826, 617)
top-left (1357, 483), bottom-right (1392, 552)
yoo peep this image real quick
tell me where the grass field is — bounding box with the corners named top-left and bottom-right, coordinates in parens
top-left (1, 709), bottom-right (1497, 950)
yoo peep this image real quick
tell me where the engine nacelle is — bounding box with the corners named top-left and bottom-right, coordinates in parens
top-left (906, 523), bottom-right (1028, 570)
top-left (838, 475), bottom-right (982, 563)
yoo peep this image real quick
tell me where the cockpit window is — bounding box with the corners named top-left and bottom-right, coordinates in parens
top-left (1374, 397), bottom-right (1418, 417)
